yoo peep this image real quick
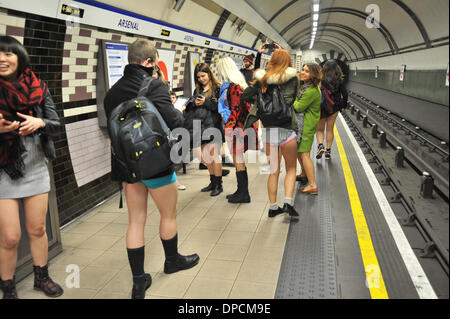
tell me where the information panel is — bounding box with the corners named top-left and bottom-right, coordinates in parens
top-left (105, 43), bottom-right (129, 88)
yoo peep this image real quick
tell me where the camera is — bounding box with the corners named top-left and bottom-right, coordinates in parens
top-left (265, 43), bottom-right (274, 50)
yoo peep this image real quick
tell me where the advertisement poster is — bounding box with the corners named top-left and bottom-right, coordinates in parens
top-left (189, 52), bottom-right (201, 95)
top-left (157, 48), bottom-right (176, 86)
top-left (104, 43), bottom-right (176, 88)
top-left (400, 64), bottom-right (406, 81)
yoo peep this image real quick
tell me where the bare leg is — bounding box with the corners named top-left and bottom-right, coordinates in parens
top-left (300, 152), bottom-right (317, 190)
top-left (316, 118), bottom-right (326, 145)
top-left (280, 139), bottom-right (298, 199)
top-left (266, 143), bottom-right (282, 204)
top-left (325, 112), bottom-right (339, 149)
top-left (123, 183), bottom-right (148, 249)
top-left (24, 193), bottom-right (49, 267)
top-left (148, 183), bottom-right (178, 240)
top-left (0, 199), bottom-right (20, 280)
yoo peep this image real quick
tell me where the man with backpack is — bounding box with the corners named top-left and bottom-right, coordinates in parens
top-left (103, 39), bottom-right (199, 299)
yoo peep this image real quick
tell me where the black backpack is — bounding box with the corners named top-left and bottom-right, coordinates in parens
top-left (257, 84), bottom-right (292, 127)
top-left (107, 77), bottom-right (173, 183)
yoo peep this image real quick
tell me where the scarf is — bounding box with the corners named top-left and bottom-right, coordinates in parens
top-left (0, 68), bottom-right (47, 180)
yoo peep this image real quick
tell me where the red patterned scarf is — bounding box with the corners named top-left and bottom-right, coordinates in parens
top-left (0, 68), bottom-right (47, 180)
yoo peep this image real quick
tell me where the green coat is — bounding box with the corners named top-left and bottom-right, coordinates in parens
top-left (242, 68), bottom-right (299, 133)
top-left (293, 86), bottom-right (321, 152)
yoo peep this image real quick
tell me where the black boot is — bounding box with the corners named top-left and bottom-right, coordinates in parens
top-left (164, 253), bottom-right (200, 274)
top-left (131, 273), bottom-right (152, 299)
top-left (282, 203), bottom-right (299, 217)
top-left (228, 170), bottom-right (251, 203)
top-left (201, 175), bottom-right (214, 192)
top-left (1, 277), bottom-right (18, 299)
top-left (222, 169), bottom-right (230, 177)
top-left (210, 176), bottom-right (223, 197)
top-left (33, 264), bottom-right (64, 297)
top-left (199, 163), bottom-right (208, 170)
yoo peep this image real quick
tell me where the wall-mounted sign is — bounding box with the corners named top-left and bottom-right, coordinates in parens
top-left (61, 3), bottom-right (84, 18)
top-left (161, 29), bottom-right (171, 37)
top-left (375, 66), bottom-right (379, 78)
top-left (354, 66), bottom-right (357, 76)
top-left (230, 47), bottom-right (234, 51)
top-left (105, 42), bottom-right (129, 89)
top-left (400, 64), bottom-right (406, 81)
top-left (1, 0), bottom-right (256, 56)
top-left (205, 40), bottom-right (210, 46)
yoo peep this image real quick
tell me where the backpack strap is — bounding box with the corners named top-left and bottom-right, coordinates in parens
top-left (137, 76), bottom-right (155, 97)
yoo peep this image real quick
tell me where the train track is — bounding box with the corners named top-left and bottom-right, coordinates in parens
top-left (342, 93), bottom-right (449, 276)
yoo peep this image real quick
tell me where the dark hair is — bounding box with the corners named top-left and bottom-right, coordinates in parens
top-left (169, 91), bottom-right (176, 96)
top-left (0, 35), bottom-right (30, 77)
top-left (322, 60), bottom-right (343, 90)
top-left (194, 62), bottom-right (221, 97)
top-left (302, 62), bottom-right (322, 87)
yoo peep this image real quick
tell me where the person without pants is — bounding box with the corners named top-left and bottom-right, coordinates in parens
top-left (216, 57), bottom-right (259, 203)
top-left (315, 60), bottom-right (348, 160)
top-left (243, 49), bottom-right (300, 218)
top-left (0, 36), bottom-right (63, 299)
top-left (183, 63), bottom-right (226, 197)
top-left (103, 39), bottom-right (199, 299)
top-left (294, 63), bottom-right (322, 195)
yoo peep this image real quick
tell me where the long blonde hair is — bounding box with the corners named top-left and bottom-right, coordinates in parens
top-left (215, 57), bottom-right (248, 90)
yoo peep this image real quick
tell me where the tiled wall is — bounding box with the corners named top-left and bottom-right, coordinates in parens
top-left (2, 8), bottom-right (250, 226)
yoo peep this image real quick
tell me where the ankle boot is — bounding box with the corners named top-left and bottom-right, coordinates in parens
top-left (228, 170), bottom-right (251, 203)
top-left (1, 277), bottom-right (18, 299)
top-left (131, 273), bottom-right (152, 299)
top-left (201, 175), bottom-right (214, 192)
top-left (33, 265), bottom-right (64, 297)
top-left (210, 176), bottom-right (223, 197)
top-left (164, 253), bottom-right (200, 274)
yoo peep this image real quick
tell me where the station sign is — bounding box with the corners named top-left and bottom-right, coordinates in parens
top-left (0, 0), bottom-right (256, 56)
top-left (400, 64), bottom-right (406, 81)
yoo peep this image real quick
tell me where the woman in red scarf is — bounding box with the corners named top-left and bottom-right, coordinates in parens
top-left (0, 36), bottom-right (63, 299)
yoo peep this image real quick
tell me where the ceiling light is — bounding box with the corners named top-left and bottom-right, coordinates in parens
top-left (313, 4), bottom-right (319, 12)
top-left (313, 21), bottom-right (318, 27)
top-left (313, 26), bottom-right (317, 32)
top-left (313, 13), bottom-right (319, 21)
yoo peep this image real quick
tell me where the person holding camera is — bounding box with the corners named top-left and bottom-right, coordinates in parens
top-left (104, 39), bottom-right (199, 299)
top-left (183, 63), bottom-right (225, 196)
top-left (0, 36), bottom-right (63, 299)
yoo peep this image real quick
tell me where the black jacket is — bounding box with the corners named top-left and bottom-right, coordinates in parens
top-left (183, 86), bottom-right (222, 147)
top-left (104, 64), bottom-right (184, 181)
top-left (36, 91), bottom-right (61, 160)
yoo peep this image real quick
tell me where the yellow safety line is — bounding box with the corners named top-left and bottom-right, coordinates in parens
top-left (334, 126), bottom-right (389, 299)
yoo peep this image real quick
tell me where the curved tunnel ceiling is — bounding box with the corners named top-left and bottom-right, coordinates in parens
top-left (243, 0), bottom-right (449, 61)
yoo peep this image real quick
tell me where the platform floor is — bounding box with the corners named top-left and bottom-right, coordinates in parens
top-left (15, 115), bottom-right (444, 299)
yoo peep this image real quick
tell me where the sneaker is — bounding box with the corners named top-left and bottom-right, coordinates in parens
top-left (325, 148), bottom-right (331, 160)
top-left (316, 144), bottom-right (325, 159)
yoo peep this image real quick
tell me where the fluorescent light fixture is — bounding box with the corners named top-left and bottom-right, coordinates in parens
top-left (313, 13), bottom-right (319, 21)
top-left (173, 0), bottom-right (185, 12)
top-left (313, 4), bottom-right (319, 11)
top-left (313, 21), bottom-right (318, 27)
top-left (313, 26), bottom-right (318, 32)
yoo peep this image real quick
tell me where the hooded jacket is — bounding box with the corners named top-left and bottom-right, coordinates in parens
top-left (242, 67), bottom-right (299, 132)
